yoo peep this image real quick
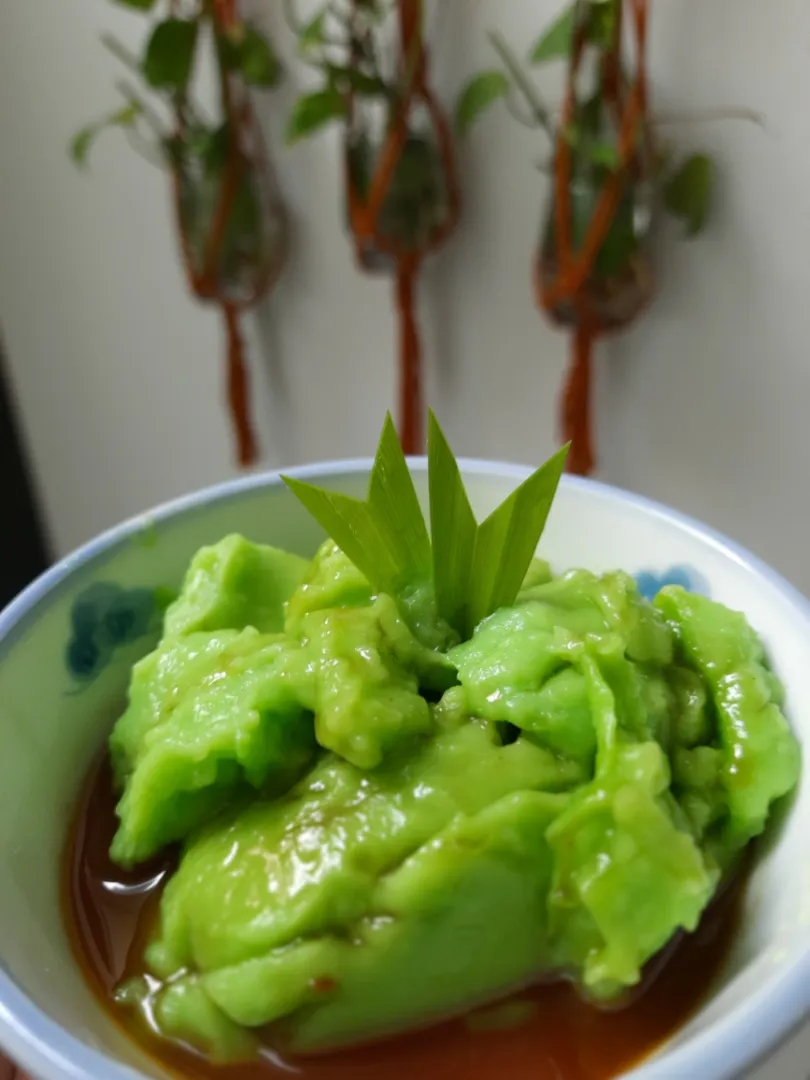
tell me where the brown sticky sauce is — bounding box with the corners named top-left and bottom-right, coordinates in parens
top-left (63, 755), bottom-right (745, 1080)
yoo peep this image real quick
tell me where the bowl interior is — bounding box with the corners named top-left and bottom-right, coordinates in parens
top-left (0, 463), bottom-right (807, 1080)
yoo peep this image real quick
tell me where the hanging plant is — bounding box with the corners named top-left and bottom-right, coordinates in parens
top-left (71, 0), bottom-right (289, 468)
top-left (284, 0), bottom-right (460, 454)
top-left (457, 0), bottom-right (721, 476)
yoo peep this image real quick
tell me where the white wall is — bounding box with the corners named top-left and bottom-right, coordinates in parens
top-left (2, 0), bottom-right (810, 594)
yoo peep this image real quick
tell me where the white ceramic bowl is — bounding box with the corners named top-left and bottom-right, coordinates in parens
top-left (0, 460), bottom-right (808, 1080)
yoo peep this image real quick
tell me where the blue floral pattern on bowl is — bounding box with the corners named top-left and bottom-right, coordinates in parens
top-left (66, 583), bottom-right (173, 685)
top-left (634, 565), bottom-right (709, 601)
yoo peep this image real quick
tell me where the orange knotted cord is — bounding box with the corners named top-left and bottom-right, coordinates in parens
top-left (223, 302), bottom-right (257, 466)
top-left (170, 0), bottom-right (286, 467)
top-left (538, 0), bottom-right (649, 476)
top-left (346, 0), bottom-right (459, 454)
top-left (396, 253), bottom-right (421, 453)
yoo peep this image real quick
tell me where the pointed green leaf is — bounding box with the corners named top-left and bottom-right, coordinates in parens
top-left (282, 478), bottom-right (402, 594)
top-left (367, 413), bottom-right (432, 586)
top-left (286, 87), bottom-right (347, 143)
top-left (112, 0), bottom-right (157, 9)
top-left (468, 444), bottom-right (569, 630)
top-left (283, 415), bottom-right (429, 598)
top-left (110, 101), bottom-right (142, 126)
top-left (238, 26), bottom-right (281, 87)
top-left (142, 18), bottom-right (198, 90)
top-left (299, 8), bottom-right (327, 51)
top-left (455, 70), bottom-right (510, 134)
top-left (70, 124), bottom-right (99, 166)
top-left (286, 416), bottom-right (570, 640)
top-left (529, 5), bottom-right (576, 64)
top-left (69, 102), bottom-right (142, 166)
top-left (428, 412), bottom-right (477, 634)
top-left (663, 153), bottom-right (714, 237)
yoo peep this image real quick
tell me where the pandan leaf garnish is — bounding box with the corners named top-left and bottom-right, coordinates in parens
top-left (283, 412), bottom-right (568, 638)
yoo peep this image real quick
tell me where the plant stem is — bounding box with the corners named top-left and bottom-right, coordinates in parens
top-left (115, 79), bottom-right (168, 141)
top-left (504, 90), bottom-right (541, 130)
top-left (488, 30), bottom-right (555, 142)
top-left (101, 33), bottom-right (142, 77)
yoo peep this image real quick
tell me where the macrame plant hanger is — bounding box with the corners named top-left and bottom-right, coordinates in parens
top-left (537, 0), bottom-right (651, 476)
top-left (345, 0), bottom-right (460, 454)
top-left (170, 0), bottom-right (288, 467)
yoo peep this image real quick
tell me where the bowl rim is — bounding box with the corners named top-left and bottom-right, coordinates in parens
top-left (0, 458), bottom-right (808, 1080)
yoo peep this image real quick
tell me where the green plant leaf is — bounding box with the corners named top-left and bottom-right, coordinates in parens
top-left (368, 413), bottom-right (432, 585)
top-left (111, 0), bottom-right (157, 9)
top-left (588, 142), bottom-right (620, 169)
top-left (238, 26), bottom-right (281, 87)
top-left (467, 444), bottom-right (569, 631)
top-left (455, 70), bottom-right (510, 134)
top-left (663, 153), bottom-right (714, 237)
top-left (346, 69), bottom-right (388, 96)
top-left (286, 415), bottom-right (569, 638)
top-left (299, 8), bottom-right (327, 51)
top-left (428, 412), bottom-right (477, 635)
top-left (217, 32), bottom-right (241, 72)
top-left (325, 64), bottom-right (388, 97)
top-left (282, 479), bottom-right (399, 592)
top-left (282, 414), bottom-right (429, 597)
top-left (70, 125), bottom-right (98, 167)
top-left (142, 18), bottom-right (198, 90)
top-left (586, 0), bottom-right (618, 47)
top-left (69, 102), bottom-right (142, 166)
top-left (562, 122), bottom-right (621, 170)
top-left (529, 4), bottom-right (576, 64)
top-left (286, 87), bottom-right (347, 143)
top-left (110, 101), bottom-right (142, 129)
